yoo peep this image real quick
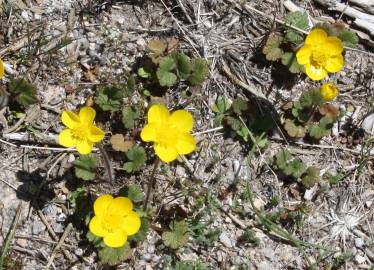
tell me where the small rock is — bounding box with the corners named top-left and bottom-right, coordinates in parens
top-left (262, 248), bottom-right (275, 261)
top-left (32, 220), bottom-right (46, 234)
top-left (219, 232), bottom-right (233, 248)
top-left (16, 238), bottom-right (28, 248)
top-left (143, 253), bottom-right (152, 262)
top-left (366, 200), bottom-right (372, 208)
top-left (145, 265), bottom-right (153, 270)
top-left (75, 248), bottom-right (83, 256)
top-left (355, 254), bottom-right (366, 264)
top-left (355, 238), bottom-right (364, 248)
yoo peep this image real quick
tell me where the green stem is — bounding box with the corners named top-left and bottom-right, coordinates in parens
top-left (143, 158), bottom-right (161, 211)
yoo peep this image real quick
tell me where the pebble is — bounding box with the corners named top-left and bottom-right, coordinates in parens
top-left (219, 232), bottom-right (233, 248)
top-left (355, 254), bottom-right (366, 264)
top-left (75, 248), bottom-right (83, 256)
top-left (355, 238), bottom-right (364, 248)
top-left (32, 220), bottom-right (46, 234)
top-left (143, 253), bottom-right (152, 262)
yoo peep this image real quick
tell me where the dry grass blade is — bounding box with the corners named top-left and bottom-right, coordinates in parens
top-left (0, 203), bottom-right (22, 269)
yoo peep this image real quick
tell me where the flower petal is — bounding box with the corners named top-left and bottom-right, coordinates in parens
top-left (296, 45), bottom-right (312, 65)
top-left (154, 143), bottom-right (178, 162)
top-left (108, 197), bottom-right (133, 216)
top-left (88, 126), bottom-right (105, 143)
top-left (89, 216), bottom-right (107, 237)
top-left (79, 107), bottom-right (96, 125)
top-left (305, 28), bottom-right (327, 45)
top-left (305, 64), bottom-right (328, 81)
top-left (103, 229), bottom-right (128, 248)
top-left (325, 54), bottom-right (344, 73)
top-left (58, 129), bottom-right (77, 148)
top-left (0, 59), bottom-right (4, 79)
top-left (61, 111), bottom-right (80, 129)
top-left (122, 211), bottom-right (141, 236)
top-left (94, 194), bottom-right (113, 217)
top-left (147, 104), bottom-right (170, 126)
top-left (326, 36), bottom-right (343, 56)
top-left (169, 110), bottom-right (194, 133)
top-left (76, 139), bottom-right (93, 155)
top-left (140, 123), bottom-right (158, 142)
top-left (175, 133), bottom-right (196, 155)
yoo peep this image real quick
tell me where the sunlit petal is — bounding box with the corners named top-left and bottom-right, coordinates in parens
top-left (94, 194), bottom-right (113, 217)
top-left (76, 139), bottom-right (93, 155)
top-left (122, 211), bottom-right (141, 236)
top-left (89, 216), bottom-right (107, 237)
top-left (61, 111), bottom-right (80, 129)
top-left (147, 104), bottom-right (170, 126)
top-left (108, 197), bottom-right (133, 216)
top-left (79, 107), bottom-right (96, 125)
top-left (0, 59), bottom-right (4, 79)
top-left (305, 28), bottom-right (327, 45)
top-left (88, 126), bottom-right (105, 143)
top-left (305, 64), bottom-right (328, 81)
top-left (296, 45), bottom-right (312, 65)
top-left (325, 55), bottom-right (344, 73)
top-left (169, 110), bottom-right (194, 133)
top-left (154, 143), bottom-right (178, 162)
top-left (103, 229), bottom-right (128, 248)
top-left (58, 129), bottom-right (76, 148)
top-left (175, 133), bottom-right (196, 155)
top-left (140, 123), bottom-right (158, 142)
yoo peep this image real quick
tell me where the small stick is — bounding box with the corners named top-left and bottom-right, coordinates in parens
top-left (45, 223), bottom-right (73, 270)
top-left (143, 158), bottom-right (161, 211)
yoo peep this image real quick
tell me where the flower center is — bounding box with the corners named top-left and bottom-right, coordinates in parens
top-left (102, 213), bottom-right (123, 233)
top-left (71, 125), bottom-right (90, 141)
top-left (155, 124), bottom-right (179, 147)
top-left (311, 47), bottom-right (327, 66)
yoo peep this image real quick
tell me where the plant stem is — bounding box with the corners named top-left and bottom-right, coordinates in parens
top-left (143, 158), bottom-right (161, 211)
top-left (98, 143), bottom-right (113, 182)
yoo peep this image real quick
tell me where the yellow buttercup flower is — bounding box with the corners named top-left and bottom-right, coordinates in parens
top-left (89, 195), bottom-right (141, 248)
top-left (320, 82), bottom-right (339, 101)
top-left (141, 104), bottom-right (196, 163)
top-left (59, 106), bottom-right (105, 155)
top-left (0, 58), bottom-right (4, 79)
top-left (296, 28), bottom-right (344, 81)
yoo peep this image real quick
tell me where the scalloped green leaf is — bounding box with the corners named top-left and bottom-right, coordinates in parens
top-left (162, 220), bottom-right (189, 249)
top-left (74, 155), bottom-right (97, 180)
top-left (98, 243), bottom-right (132, 266)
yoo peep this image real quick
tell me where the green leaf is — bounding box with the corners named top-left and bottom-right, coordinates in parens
top-left (299, 88), bottom-right (324, 108)
top-left (225, 116), bottom-right (242, 131)
top-left (127, 185), bottom-right (144, 202)
top-left (328, 173), bottom-right (345, 185)
top-left (231, 98), bottom-right (248, 115)
top-left (284, 11), bottom-right (309, 44)
top-left (262, 34), bottom-right (284, 61)
top-left (86, 231), bottom-right (103, 247)
top-left (284, 118), bottom-right (306, 138)
top-left (308, 116), bottom-right (334, 139)
top-left (126, 75), bottom-right (136, 95)
top-left (283, 159), bottom-right (307, 178)
top-left (172, 52), bottom-right (192, 79)
top-left (138, 67), bottom-right (152, 78)
top-left (211, 95), bottom-right (229, 114)
top-left (8, 78), bottom-right (38, 107)
top-left (188, 58), bottom-right (209, 86)
top-left (69, 186), bottom-right (87, 207)
top-left (162, 220), bottom-right (189, 249)
top-left (98, 243), bottom-right (132, 266)
top-left (159, 56), bottom-right (177, 71)
top-left (281, 52), bottom-right (304, 73)
top-left (95, 85), bottom-right (123, 111)
top-left (122, 106), bottom-right (140, 129)
top-left (301, 166), bottom-right (320, 188)
top-left (123, 146), bottom-right (147, 173)
top-left (74, 155), bottom-right (97, 180)
top-left (157, 69), bottom-right (178, 87)
top-left (275, 149), bottom-right (292, 170)
top-left (339, 30), bottom-right (359, 48)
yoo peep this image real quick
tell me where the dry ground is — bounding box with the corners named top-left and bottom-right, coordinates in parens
top-left (0, 0), bottom-right (374, 269)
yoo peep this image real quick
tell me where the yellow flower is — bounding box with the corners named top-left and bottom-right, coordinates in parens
top-left (140, 104), bottom-right (196, 163)
top-left (296, 28), bottom-right (344, 81)
top-left (320, 82), bottom-right (339, 101)
top-left (59, 107), bottom-right (105, 154)
top-left (0, 58), bottom-right (4, 79)
top-left (89, 195), bottom-right (141, 248)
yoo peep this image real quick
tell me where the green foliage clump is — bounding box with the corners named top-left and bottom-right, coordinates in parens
top-left (98, 243), bottom-right (132, 266)
top-left (171, 261), bottom-right (210, 270)
top-left (138, 39), bottom-right (209, 88)
top-left (162, 220), bottom-right (189, 249)
top-left (122, 106), bottom-right (140, 129)
top-left (273, 149), bottom-right (321, 188)
top-left (74, 155), bottom-right (97, 180)
top-left (123, 145), bottom-right (146, 173)
top-left (8, 78), bottom-right (38, 107)
top-left (283, 88), bottom-right (340, 140)
top-left (316, 22), bottom-right (359, 48)
top-left (283, 11), bottom-right (309, 44)
top-left (95, 85), bottom-right (123, 112)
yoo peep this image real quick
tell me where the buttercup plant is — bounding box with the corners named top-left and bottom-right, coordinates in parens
top-left (296, 28), bottom-right (344, 81)
top-left (141, 104), bottom-right (196, 162)
top-left (89, 194), bottom-right (141, 248)
top-left (59, 106), bottom-right (105, 154)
